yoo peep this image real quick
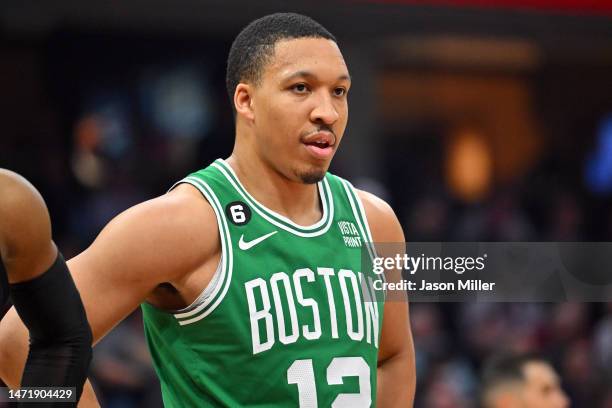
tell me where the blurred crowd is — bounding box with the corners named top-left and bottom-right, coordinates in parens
top-left (380, 129), bottom-right (612, 406)
top-left (1, 21), bottom-right (612, 408)
top-left (3, 92), bottom-right (611, 408)
top-left (410, 302), bottom-right (612, 407)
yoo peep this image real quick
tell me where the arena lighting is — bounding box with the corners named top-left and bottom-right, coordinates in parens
top-left (382, 36), bottom-right (540, 70)
top-left (585, 114), bottom-right (612, 195)
top-left (446, 127), bottom-right (493, 202)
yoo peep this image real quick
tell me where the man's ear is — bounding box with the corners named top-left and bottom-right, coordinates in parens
top-left (234, 83), bottom-right (255, 122)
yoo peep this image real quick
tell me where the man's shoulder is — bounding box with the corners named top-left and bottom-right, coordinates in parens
top-left (100, 184), bottom-right (218, 260)
top-left (356, 189), bottom-right (394, 218)
top-left (355, 189), bottom-right (404, 243)
top-left (0, 170), bottom-right (46, 220)
top-left (70, 184), bottom-right (220, 285)
top-left (0, 170), bottom-right (51, 255)
top-left (124, 183), bottom-right (218, 239)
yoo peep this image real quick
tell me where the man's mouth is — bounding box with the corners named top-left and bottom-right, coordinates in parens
top-left (305, 140), bottom-right (331, 149)
top-left (302, 131), bottom-right (335, 160)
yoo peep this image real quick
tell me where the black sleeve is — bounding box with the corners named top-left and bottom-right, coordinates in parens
top-left (9, 252), bottom-right (92, 407)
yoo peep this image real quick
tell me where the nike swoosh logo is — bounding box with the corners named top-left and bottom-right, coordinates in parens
top-left (238, 231), bottom-right (278, 250)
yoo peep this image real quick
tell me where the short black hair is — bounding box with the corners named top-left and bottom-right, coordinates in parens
top-left (226, 12), bottom-right (337, 110)
top-left (480, 353), bottom-right (547, 406)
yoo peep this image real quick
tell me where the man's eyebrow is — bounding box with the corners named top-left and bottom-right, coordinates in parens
top-left (283, 70), bottom-right (351, 82)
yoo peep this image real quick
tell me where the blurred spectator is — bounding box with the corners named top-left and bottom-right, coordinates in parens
top-left (480, 353), bottom-right (569, 408)
top-left (561, 338), bottom-right (597, 407)
top-left (593, 304), bottom-right (612, 376)
top-left (405, 194), bottom-right (450, 241)
top-left (91, 312), bottom-right (162, 408)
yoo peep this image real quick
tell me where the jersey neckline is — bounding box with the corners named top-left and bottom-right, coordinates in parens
top-left (213, 159), bottom-right (334, 236)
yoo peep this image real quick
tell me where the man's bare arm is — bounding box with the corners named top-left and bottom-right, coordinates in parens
top-left (0, 170), bottom-right (92, 401)
top-left (358, 190), bottom-right (416, 407)
top-left (0, 169), bottom-right (56, 283)
top-left (0, 184), bottom-right (219, 391)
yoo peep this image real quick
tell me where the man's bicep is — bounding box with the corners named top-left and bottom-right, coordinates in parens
top-left (356, 190), bottom-right (412, 361)
top-left (67, 251), bottom-right (151, 343)
top-left (67, 218), bottom-right (160, 342)
top-left (375, 212), bottom-right (411, 364)
top-left (67, 196), bottom-right (206, 343)
top-left (0, 172), bottom-right (56, 283)
top-left (378, 301), bottom-right (411, 364)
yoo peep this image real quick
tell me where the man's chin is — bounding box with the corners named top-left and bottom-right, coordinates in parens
top-left (296, 168), bottom-right (326, 184)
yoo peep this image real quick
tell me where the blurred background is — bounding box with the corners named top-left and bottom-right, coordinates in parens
top-left (1, 0), bottom-right (612, 406)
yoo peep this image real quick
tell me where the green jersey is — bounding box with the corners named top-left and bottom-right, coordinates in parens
top-left (141, 159), bottom-right (384, 407)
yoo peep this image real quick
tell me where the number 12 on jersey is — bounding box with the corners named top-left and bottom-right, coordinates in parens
top-left (287, 357), bottom-right (371, 408)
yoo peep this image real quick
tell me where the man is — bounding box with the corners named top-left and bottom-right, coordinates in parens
top-left (0, 170), bottom-right (92, 404)
top-left (0, 13), bottom-right (415, 406)
top-left (481, 354), bottom-right (569, 408)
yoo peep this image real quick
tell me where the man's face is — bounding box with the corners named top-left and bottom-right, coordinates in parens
top-left (521, 362), bottom-right (569, 408)
top-left (248, 37), bottom-right (350, 184)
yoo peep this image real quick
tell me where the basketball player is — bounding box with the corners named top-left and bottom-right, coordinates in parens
top-left (0, 170), bottom-right (92, 403)
top-left (0, 13), bottom-right (415, 406)
top-left (481, 354), bottom-right (569, 408)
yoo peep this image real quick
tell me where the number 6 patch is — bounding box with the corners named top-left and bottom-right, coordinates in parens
top-left (225, 201), bottom-right (252, 226)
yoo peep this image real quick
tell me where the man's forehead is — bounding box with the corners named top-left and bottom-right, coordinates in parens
top-left (524, 362), bottom-right (559, 384)
top-left (266, 37), bottom-right (349, 78)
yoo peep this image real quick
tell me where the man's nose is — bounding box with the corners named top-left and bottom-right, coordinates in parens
top-left (310, 91), bottom-right (339, 125)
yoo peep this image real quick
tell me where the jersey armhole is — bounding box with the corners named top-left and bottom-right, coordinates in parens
top-left (339, 179), bottom-right (387, 331)
top-left (166, 177), bottom-right (234, 326)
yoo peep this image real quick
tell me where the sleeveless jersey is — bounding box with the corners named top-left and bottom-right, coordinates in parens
top-left (141, 159), bottom-right (384, 407)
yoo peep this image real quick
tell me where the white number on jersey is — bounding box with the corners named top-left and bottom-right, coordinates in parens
top-left (287, 357), bottom-right (371, 408)
top-left (229, 204), bottom-right (247, 223)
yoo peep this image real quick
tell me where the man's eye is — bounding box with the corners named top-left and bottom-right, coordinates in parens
top-left (293, 84), bottom-right (308, 93)
top-left (334, 87), bottom-right (347, 97)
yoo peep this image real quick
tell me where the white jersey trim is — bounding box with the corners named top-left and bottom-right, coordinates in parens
top-left (341, 180), bottom-right (377, 261)
top-left (342, 179), bottom-right (387, 305)
top-left (168, 254), bottom-right (223, 315)
top-left (212, 160), bottom-right (334, 237)
top-left (167, 177), bottom-right (234, 325)
top-left (215, 159), bottom-right (330, 230)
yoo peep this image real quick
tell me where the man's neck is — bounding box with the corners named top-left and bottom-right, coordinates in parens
top-left (225, 153), bottom-right (323, 226)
